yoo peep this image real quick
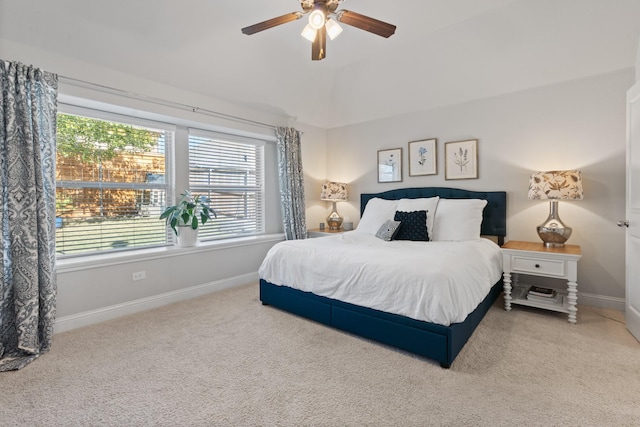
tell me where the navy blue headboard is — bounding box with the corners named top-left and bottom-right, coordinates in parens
top-left (360, 187), bottom-right (506, 244)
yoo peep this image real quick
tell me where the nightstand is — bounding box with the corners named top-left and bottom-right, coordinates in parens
top-left (501, 240), bottom-right (582, 323)
top-left (307, 228), bottom-right (351, 238)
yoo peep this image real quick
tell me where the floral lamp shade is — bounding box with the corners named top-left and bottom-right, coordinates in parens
top-left (528, 170), bottom-right (583, 200)
top-left (320, 182), bottom-right (348, 201)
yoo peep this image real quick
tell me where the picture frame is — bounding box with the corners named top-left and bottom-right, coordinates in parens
top-left (445, 139), bottom-right (478, 180)
top-left (408, 138), bottom-right (437, 176)
top-left (377, 148), bottom-right (403, 183)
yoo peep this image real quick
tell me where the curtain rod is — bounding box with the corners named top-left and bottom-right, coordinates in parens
top-left (58, 75), bottom-right (277, 131)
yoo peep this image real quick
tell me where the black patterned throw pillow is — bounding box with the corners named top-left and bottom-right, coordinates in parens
top-left (375, 220), bottom-right (402, 241)
top-left (393, 210), bottom-right (429, 241)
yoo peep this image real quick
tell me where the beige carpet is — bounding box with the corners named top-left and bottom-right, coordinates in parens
top-left (1, 282), bottom-right (639, 426)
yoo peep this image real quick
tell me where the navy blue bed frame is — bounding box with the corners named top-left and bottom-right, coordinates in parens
top-left (260, 187), bottom-right (507, 368)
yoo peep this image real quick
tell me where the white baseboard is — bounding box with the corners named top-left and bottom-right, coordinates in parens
top-left (578, 291), bottom-right (625, 312)
top-left (54, 272), bottom-right (258, 334)
top-left (54, 276), bottom-right (625, 334)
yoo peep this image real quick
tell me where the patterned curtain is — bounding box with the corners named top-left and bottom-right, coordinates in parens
top-left (276, 127), bottom-right (307, 240)
top-left (0, 61), bottom-right (58, 371)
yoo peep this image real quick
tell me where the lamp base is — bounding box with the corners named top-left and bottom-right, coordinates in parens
top-left (537, 200), bottom-right (572, 247)
top-left (327, 217), bottom-right (343, 230)
top-left (327, 201), bottom-right (343, 230)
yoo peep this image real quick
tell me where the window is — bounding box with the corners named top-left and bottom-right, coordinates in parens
top-left (188, 129), bottom-right (265, 240)
top-left (55, 105), bottom-right (268, 258)
top-left (56, 109), bottom-right (173, 256)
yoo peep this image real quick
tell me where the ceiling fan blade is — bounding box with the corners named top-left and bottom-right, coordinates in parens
top-left (336, 10), bottom-right (396, 38)
top-left (311, 26), bottom-right (326, 61)
top-left (241, 12), bottom-right (303, 35)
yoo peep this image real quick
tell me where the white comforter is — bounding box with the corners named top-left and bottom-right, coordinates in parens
top-left (258, 232), bottom-right (503, 326)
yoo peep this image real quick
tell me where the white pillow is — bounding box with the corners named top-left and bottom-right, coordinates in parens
top-left (431, 199), bottom-right (488, 241)
top-left (396, 197), bottom-right (439, 237)
top-left (356, 198), bottom-right (399, 235)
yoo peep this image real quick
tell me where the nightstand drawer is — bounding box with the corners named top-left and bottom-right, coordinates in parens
top-left (511, 256), bottom-right (566, 277)
top-left (307, 228), bottom-right (351, 238)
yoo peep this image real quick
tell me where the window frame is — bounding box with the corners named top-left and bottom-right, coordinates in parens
top-left (55, 102), bottom-right (271, 259)
top-left (56, 103), bottom-right (176, 258)
top-left (187, 128), bottom-right (266, 241)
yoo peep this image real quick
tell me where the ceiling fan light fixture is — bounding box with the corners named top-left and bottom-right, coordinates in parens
top-left (301, 24), bottom-right (317, 42)
top-left (241, 1), bottom-right (396, 61)
top-left (325, 18), bottom-right (343, 40)
top-left (308, 7), bottom-right (326, 30)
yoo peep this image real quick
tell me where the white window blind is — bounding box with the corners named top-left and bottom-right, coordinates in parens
top-left (55, 110), bottom-right (173, 256)
top-left (188, 130), bottom-right (265, 240)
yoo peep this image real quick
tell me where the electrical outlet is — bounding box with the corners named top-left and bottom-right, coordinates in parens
top-left (132, 271), bottom-right (146, 281)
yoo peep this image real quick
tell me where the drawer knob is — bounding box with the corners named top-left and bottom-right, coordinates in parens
top-left (535, 264), bottom-right (540, 268)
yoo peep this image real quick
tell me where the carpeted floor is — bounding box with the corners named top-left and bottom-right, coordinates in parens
top-left (1, 282), bottom-right (639, 426)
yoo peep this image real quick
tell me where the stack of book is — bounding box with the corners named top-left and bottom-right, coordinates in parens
top-left (526, 286), bottom-right (561, 304)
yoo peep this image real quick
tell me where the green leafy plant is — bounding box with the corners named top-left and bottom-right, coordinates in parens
top-left (160, 190), bottom-right (216, 236)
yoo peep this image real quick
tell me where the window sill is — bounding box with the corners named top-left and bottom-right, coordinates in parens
top-left (56, 233), bottom-right (284, 273)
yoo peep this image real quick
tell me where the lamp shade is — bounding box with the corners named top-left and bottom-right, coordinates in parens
top-left (528, 170), bottom-right (583, 200)
top-left (320, 182), bottom-right (347, 201)
top-left (325, 18), bottom-right (343, 40)
top-left (301, 24), bottom-right (317, 42)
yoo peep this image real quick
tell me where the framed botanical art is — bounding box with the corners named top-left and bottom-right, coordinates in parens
top-left (445, 139), bottom-right (478, 180)
top-left (408, 138), bottom-right (437, 176)
top-left (377, 148), bottom-right (402, 183)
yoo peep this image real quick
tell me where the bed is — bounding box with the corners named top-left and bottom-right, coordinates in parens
top-left (259, 187), bottom-right (507, 368)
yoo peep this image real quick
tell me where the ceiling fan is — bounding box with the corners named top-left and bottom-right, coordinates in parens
top-left (241, 0), bottom-right (396, 61)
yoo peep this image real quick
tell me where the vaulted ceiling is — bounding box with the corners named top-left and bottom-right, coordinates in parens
top-left (1, 0), bottom-right (639, 129)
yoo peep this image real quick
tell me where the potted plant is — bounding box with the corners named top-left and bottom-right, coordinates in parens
top-left (160, 190), bottom-right (216, 247)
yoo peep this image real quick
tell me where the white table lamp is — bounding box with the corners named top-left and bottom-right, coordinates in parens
top-left (320, 181), bottom-right (348, 230)
top-left (528, 170), bottom-right (583, 247)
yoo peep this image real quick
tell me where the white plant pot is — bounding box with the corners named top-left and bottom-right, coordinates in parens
top-left (176, 226), bottom-right (199, 247)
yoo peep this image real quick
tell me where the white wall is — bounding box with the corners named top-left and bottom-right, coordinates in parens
top-left (326, 70), bottom-right (634, 309)
top-left (55, 237), bottom-right (281, 332)
top-left (298, 125), bottom-right (330, 231)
